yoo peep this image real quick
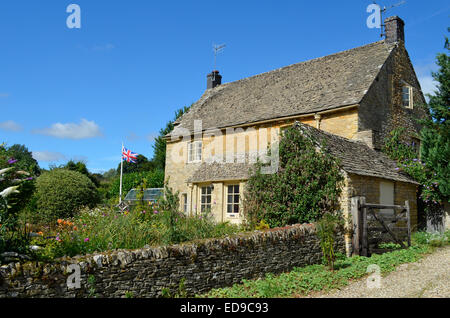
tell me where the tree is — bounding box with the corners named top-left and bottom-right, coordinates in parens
top-left (6, 144), bottom-right (40, 176)
top-left (117, 154), bottom-right (152, 175)
top-left (382, 30), bottom-right (449, 230)
top-left (420, 33), bottom-right (450, 201)
top-left (243, 125), bottom-right (344, 229)
top-left (62, 160), bottom-right (100, 187)
top-left (152, 105), bottom-right (191, 171)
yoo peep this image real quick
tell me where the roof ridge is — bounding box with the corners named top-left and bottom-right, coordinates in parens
top-left (211, 40), bottom-right (392, 89)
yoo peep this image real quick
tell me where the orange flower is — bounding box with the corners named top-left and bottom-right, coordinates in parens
top-left (73, 226), bottom-right (77, 231)
top-left (37, 231), bottom-right (43, 236)
top-left (57, 219), bottom-right (63, 224)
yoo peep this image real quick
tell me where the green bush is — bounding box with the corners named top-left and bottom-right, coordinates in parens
top-left (243, 125), bottom-right (344, 228)
top-left (34, 169), bottom-right (99, 223)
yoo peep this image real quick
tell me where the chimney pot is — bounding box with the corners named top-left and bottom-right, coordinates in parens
top-left (384, 16), bottom-right (405, 44)
top-left (207, 70), bottom-right (222, 89)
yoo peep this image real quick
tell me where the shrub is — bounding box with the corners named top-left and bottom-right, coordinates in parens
top-left (0, 143), bottom-right (34, 255)
top-left (34, 169), bottom-right (99, 223)
top-left (243, 124), bottom-right (344, 228)
top-left (316, 213), bottom-right (344, 271)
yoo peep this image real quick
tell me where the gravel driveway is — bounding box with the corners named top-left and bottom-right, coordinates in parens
top-left (309, 246), bottom-right (450, 298)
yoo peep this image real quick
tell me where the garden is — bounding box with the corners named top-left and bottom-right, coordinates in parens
top-left (0, 142), bottom-right (241, 264)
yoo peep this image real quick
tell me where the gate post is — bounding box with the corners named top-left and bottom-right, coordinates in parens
top-left (360, 197), bottom-right (368, 257)
top-left (350, 196), bottom-right (361, 256)
top-left (406, 200), bottom-right (411, 247)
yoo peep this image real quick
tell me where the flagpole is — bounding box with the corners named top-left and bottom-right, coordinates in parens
top-left (119, 142), bottom-right (124, 204)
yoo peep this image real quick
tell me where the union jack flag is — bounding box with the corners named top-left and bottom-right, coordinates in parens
top-left (122, 147), bottom-right (138, 163)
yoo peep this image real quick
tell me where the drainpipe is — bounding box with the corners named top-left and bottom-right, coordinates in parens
top-left (314, 113), bottom-right (322, 130)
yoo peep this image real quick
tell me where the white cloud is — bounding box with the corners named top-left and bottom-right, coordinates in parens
top-left (0, 120), bottom-right (22, 132)
top-left (92, 43), bottom-right (115, 51)
top-left (418, 76), bottom-right (438, 98)
top-left (415, 62), bottom-right (439, 101)
top-left (126, 132), bottom-right (140, 142)
top-left (33, 119), bottom-right (103, 140)
top-left (147, 132), bottom-right (159, 143)
top-left (32, 151), bottom-right (67, 162)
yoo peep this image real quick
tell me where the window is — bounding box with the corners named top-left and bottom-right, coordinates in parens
top-left (200, 186), bottom-right (212, 212)
top-left (411, 137), bottom-right (421, 157)
top-left (188, 141), bottom-right (202, 163)
top-left (380, 181), bottom-right (394, 216)
top-left (227, 185), bottom-right (240, 214)
top-left (402, 86), bottom-right (413, 109)
top-left (182, 193), bottom-right (188, 214)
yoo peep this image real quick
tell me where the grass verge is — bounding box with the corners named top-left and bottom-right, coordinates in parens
top-left (200, 234), bottom-right (448, 298)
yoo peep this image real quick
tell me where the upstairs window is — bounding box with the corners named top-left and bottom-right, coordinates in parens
top-left (188, 141), bottom-right (202, 163)
top-left (402, 86), bottom-right (413, 109)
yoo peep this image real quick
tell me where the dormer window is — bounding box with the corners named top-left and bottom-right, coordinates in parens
top-left (402, 85), bottom-right (413, 109)
top-left (188, 141), bottom-right (202, 163)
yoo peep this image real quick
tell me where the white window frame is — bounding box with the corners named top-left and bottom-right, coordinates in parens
top-left (200, 185), bottom-right (212, 213)
top-left (402, 85), bottom-right (413, 109)
top-left (226, 184), bottom-right (240, 215)
top-left (187, 141), bottom-right (202, 163)
top-left (181, 193), bottom-right (188, 214)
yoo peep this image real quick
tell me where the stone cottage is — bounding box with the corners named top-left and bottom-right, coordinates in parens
top-left (164, 16), bottom-right (426, 231)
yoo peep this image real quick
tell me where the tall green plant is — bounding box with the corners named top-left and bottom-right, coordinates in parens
top-left (316, 213), bottom-right (344, 271)
top-left (243, 125), bottom-right (344, 229)
top-left (158, 182), bottom-right (184, 243)
top-left (0, 143), bottom-right (33, 254)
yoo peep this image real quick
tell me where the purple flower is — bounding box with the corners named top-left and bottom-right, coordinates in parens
top-left (26, 177), bottom-right (33, 181)
top-left (7, 158), bottom-right (18, 164)
top-left (153, 210), bottom-right (159, 214)
top-left (84, 237), bottom-right (90, 242)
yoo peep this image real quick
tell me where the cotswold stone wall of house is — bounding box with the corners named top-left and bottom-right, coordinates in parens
top-left (0, 224), bottom-right (345, 298)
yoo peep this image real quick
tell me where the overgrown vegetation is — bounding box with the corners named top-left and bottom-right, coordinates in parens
top-left (243, 125), bottom-right (344, 229)
top-left (201, 231), bottom-right (448, 298)
top-left (0, 143), bottom-right (35, 255)
top-left (383, 32), bottom-right (449, 229)
top-left (28, 186), bottom-right (240, 260)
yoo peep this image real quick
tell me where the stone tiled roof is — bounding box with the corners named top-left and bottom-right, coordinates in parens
top-left (169, 40), bottom-right (397, 137)
top-left (187, 123), bottom-right (418, 185)
top-left (295, 123), bottom-right (418, 184)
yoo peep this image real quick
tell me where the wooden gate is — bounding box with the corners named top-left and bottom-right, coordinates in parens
top-left (351, 197), bottom-right (411, 256)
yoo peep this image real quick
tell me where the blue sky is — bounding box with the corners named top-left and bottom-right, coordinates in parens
top-left (0, 0), bottom-right (449, 173)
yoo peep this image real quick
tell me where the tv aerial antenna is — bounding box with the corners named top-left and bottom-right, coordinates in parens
top-left (212, 43), bottom-right (226, 72)
top-left (374, 1), bottom-right (406, 38)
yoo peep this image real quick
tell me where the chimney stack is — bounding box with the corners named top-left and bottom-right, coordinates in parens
top-left (207, 70), bottom-right (222, 89)
top-left (384, 16), bottom-right (405, 44)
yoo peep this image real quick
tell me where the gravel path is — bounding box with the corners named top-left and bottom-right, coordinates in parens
top-left (309, 246), bottom-right (450, 298)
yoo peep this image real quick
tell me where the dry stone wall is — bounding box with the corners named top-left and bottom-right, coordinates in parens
top-left (0, 223), bottom-right (345, 298)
